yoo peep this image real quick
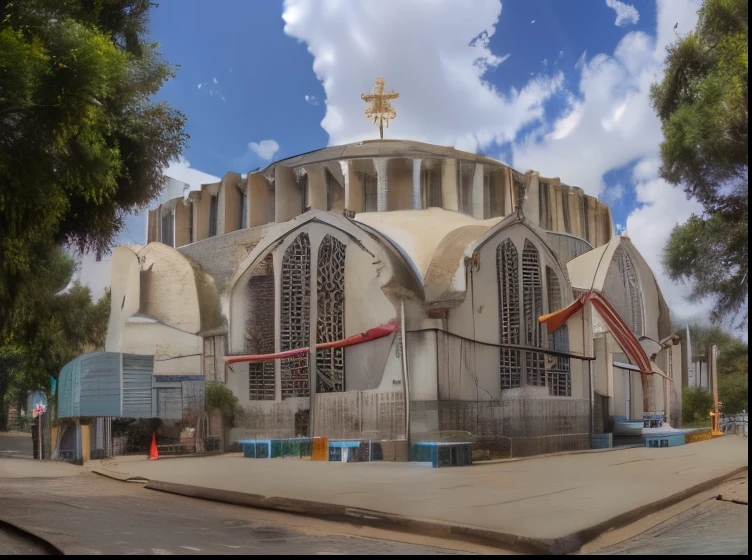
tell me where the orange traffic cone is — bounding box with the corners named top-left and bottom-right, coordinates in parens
top-left (149, 432), bottom-right (159, 460)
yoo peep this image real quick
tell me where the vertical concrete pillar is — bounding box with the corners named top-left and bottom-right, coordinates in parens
top-left (307, 166), bottom-right (327, 210)
top-left (412, 159), bottom-right (422, 210)
top-left (523, 171), bottom-right (540, 226)
top-left (568, 189), bottom-right (583, 238)
top-left (375, 158), bottom-right (389, 212)
top-left (308, 242), bottom-right (318, 437)
top-left (273, 253), bottom-right (282, 402)
top-left (341, 161), bottom-right (363, 213)
top-left (221, 172), bottom-right (242, 234)
top-left (503, 169), bottom-right (515, 216)
top-left (472, 163), bottom-right (485, 219)
top-left (248, 172), bottom-right (271, 227)
top-left (275, 165), bottom-right (301, 223)
top-left (441, 158), bottom-right (459, 212)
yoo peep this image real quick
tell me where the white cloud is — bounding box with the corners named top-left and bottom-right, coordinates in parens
top-left (530, 20), bottom-right (535, 24)
top-left (626, 169), bottom-right (706, 319)
top-left (163, 157), bottom-right (221, 199)
top-left (513, 0), bottom-right (704, 318)
top-left (213, 77), bottom-right (218, 84)
top-left (605, 0), bottom-right (640, 27)
top-left (282, 0), bottom-right (563, 153)
top-left (304, 94), bottom-right (319, 105)
top-left (575, 50), bottom-right (587, 70)
top-left (248, 139), bottom-right (280, 161)
top-left (600, 183), bottom-right (625, 204)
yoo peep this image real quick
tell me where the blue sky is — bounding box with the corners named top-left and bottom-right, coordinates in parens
top-left (138, 0), bottom-right (709, 320)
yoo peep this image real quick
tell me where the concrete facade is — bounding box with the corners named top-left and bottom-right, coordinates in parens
top-left (92, 140), bottom-right (680, 456)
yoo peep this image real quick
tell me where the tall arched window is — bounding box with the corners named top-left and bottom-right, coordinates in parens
top-left (497, 239), bottom-right (521, 389)
top-left (522, 240), bottom-right (546, 387)
top-left (316, 235), bottom-right (346, 392)
top-left (280, 233), bottom-right (311, 398)
top-left (248, 254), bottom-right (275, 401)
top-left (546, 266), bottom-right (571, 396)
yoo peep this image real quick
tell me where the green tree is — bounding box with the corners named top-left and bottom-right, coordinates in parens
top-left (682, 386), bottom-right (714, 424)
top-left (651, 0), bottom-right (748, 326)
top-left (0, 247), bottom-right (112, 428)
top-left (676, 318), bottom-right (748, 418)
top-left (0, 0), bottom-right (187, 328)
top-left (718, 372), bottom-right (748, 415)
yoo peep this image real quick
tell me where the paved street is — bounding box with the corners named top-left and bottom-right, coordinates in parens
top-left (583, 473), bottom-right (748, 555)
top-left (0, 525), bottom-right (48, 555)
top-left (0, 432), bottom-right (33, 460)
top-left (0, 458), bottom-right (500, 555)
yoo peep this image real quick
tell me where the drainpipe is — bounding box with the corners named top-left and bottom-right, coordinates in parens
top-left (589, 361), bottom-right (595, 438)
top-left (400, 300), bottom-right (411, 455)
top-left (411, 159), bottom-right (422, 210)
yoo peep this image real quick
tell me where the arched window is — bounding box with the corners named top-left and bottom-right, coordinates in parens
top-left (522, 240), bottom-right (546, 387)
top-left (316, 235), bottom-right (346, 392)
top-left (497, 239), bottom-right (521, 389)
top-left (280, 233), bottom-right (311, 398)
top-left (546, 266), bottom-right (571, 396)
top-left (248, 254), bottom-right (275, 401)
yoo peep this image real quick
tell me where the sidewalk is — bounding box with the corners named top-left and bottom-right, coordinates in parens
top-left (91, 436), bottom-right (748, 554)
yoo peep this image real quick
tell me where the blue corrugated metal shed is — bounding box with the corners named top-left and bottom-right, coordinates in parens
top-left (58, 352), bottom-right (156, 419)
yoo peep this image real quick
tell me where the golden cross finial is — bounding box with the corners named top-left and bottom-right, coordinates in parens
top-left (361, 78), bottom-right (399, 139)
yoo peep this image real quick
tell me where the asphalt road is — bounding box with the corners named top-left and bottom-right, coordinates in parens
top-left (584, 473), bottom-right (748, 556)
top-left (0, 458), bottom-right (500, 555)
top-left (0, 432), bottom-right (34, 460)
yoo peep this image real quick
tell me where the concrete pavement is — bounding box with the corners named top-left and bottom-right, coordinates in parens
top-left (90, 436), bottom-right (748, 554)
top-left (0, 459), bottom-right (493, 555)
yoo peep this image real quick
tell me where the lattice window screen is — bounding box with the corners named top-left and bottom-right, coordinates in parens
top-left (247, 254), bottom-right (275, 400)
top-left (280, 233), bottom-right (311, 399)
top-left (249, 362), bottom-right (275, 400)
top-left (316, 235), bottom-right (346, 392)
top-left (546, 267), bottom-right (571, 396)
top-left (497, 239), bottom-right (521, 389)
top-left (523, 240), bottom-right (546, 387)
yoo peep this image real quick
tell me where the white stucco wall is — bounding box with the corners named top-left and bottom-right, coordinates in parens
top-left (122, 318), bottom-right (202, 376)
top-left (105, 245), bottom-right (142, 353)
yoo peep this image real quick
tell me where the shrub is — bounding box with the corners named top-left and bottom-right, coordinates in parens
top-left (205, 382), bottom-right (239, 427)
top-left (682, 386), bottom-right (714, 424)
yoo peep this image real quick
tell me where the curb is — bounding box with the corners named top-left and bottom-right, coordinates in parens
top-left (474, 444), bottom-right (644, 466)
top-left (91, 469), bottom-right (148, 483)
top-left (143, 466), bottom-right (748, 555)
top-left (0, 518), bottom-right (64, 555)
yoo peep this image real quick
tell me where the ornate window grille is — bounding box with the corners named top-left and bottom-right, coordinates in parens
top-left (247, 254), bottom-right (275, 400)
top-left (546, 266), bottom-right (571, 396)
top-left (249, 362), bottom-right (275, 401)
top-left (497, 239), bottom-right (521, 389)
top-left (522, 240), bottom-right (546, 387)
top-left (316, 235), bottom-right (346, 392)
top-left (280, 234), bottom-right (311, 398)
